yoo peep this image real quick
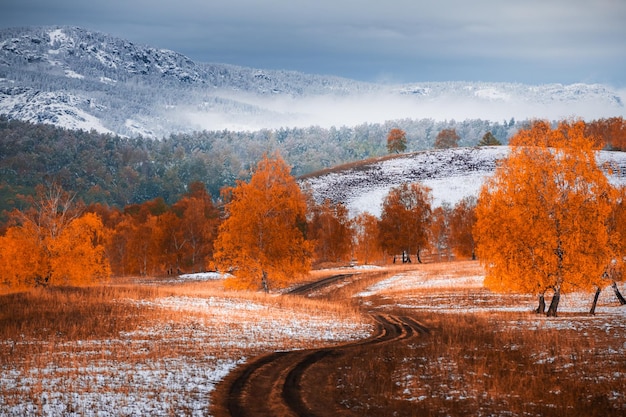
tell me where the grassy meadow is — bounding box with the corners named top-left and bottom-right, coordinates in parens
top-left (1, 261), bottom-right (625, 416)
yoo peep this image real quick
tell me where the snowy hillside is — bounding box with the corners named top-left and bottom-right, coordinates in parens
top-left (1, 26), bottom-right (625, 136)
top-left (302, 147), bottom-right (626, 217)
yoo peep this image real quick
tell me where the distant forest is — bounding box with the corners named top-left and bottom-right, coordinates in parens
top-left (0, 116), bottom-right (526, 217)
top-left (2, 114), bottom-right (625, 224)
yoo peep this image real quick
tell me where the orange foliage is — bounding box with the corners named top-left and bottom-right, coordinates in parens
top-left (47, 213), bottom-right (111, 285)
top-left (434, 128), bottom-right (460, 149)
top-left (449, 196), bottom-right (477, 259)
top-left (308, 199), bottom-right (353, 264)
top-left (429, 205), bottom-right (451, 261)
top-left (475, 120), bottom-right (616, 316)
top-left (353, 212), bottom-right (384, 265)
top-left (171, 183), bottom-right (220, 272)
top-left (585, 117), bottom-right (626, 151)
top-left (0, 184), bottom-right (110, 289)
top-left (214, 153), bottom-right (312, 291)
top-left (387, 128), bottom-right (407, 154)
top-left (379, 182), bottom-right (432, 263)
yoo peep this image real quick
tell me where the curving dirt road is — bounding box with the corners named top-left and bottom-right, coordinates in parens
top-left (210, 274), bottom-right (429, 417)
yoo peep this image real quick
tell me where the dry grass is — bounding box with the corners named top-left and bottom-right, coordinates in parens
top-left (3, 262), bottom-right (625, 416)
top-left (0, 276), bottom-right (370, 415)
top-left (297, 152), bottom-right (406, 180)
top-left (330, 260), bottom-right (626, 416)
top-left (330, 310), bottom-right (626, 416)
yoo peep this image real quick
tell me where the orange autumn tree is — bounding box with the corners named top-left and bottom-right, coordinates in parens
top-left (353, 212), bottom-right (384, 265)
top-left (308, 199), bottom-right (353, 264)
top-left (214, 153), bottom-right (312, 291)
top-left (449, 196), bottom-right (477, 260)
top-left (429, 204), bottom-right (451, 261)
top-left (379, 182), bottom-right (432, 263)
top-left (387, 128), bottom-right (407, 154)
top-left (0, 183), bottom-right (110, 290)
top-left (474, 120), bottom-right (615, 316)
top-left (585, 117), bottom-right (626, 151)
top-left (171, 182), bottom-right (220, 273)
top-left (47, 212), bottom-right (110, 285)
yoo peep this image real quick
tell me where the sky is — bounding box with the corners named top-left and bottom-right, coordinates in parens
top-left (1, 0), bottom-right (625, 86)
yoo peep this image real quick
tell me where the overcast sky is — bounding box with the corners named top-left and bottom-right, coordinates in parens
top-left (2, 0), bottom-right (625, 86)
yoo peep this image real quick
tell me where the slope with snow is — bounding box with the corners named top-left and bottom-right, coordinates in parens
top-left (302, 147), bottom-right (626, 217)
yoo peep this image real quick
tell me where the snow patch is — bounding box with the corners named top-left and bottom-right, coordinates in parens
top-left (48, 28), bottom-right (71, 46)
top-left (64, 69), bottom-right (84, 79)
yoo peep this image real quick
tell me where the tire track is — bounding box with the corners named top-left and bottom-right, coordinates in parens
top-left (211, 276), bottom-right (429, 417)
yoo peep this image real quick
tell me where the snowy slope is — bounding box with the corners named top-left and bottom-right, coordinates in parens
top-left (302, 147), bottom-right (626, 217)
top-left (1, 26), bottom-right (625, 136)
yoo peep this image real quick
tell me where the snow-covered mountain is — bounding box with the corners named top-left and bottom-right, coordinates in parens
top-left (1, 26), bottom-right (625, 137)
top-left (302, 147), bottom-right (626, 217)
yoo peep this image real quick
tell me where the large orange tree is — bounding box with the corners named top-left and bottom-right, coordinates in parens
top-left (214, 153), bottom-right (312, 291)
top-left (449, 196), bottom-right (477, 260)
top-left (387, 128), bottom-right (407, 154)
top-left (474, 120), bottom-right (616, 316)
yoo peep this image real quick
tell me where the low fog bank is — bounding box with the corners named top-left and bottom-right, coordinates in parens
top-left (177, 86), bottom-right (626, 132)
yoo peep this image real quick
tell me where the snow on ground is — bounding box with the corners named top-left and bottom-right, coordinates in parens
top-left (0, 293), bottom-right (371, 416)
top-left (304, 147), bottom-right (626, 218)
top-left (356, 264), bottom-right (626, 319)
top-left (176, 271), bottom-right (228, 281)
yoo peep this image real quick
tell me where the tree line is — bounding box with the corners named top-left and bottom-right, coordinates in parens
top-left (0, 154), bottom-right (479, 292)
top-left (0, 115), bottom-right (528, 221)
top-left (1, 118), bottom-right (626, 317)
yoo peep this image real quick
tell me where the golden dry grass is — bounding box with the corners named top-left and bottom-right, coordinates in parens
top-left (0, 274), bottom-right (370, 415)
top-left (2, 262), bottom-right (625, 416)
top-left (332, 260), bottom-right (626, 416)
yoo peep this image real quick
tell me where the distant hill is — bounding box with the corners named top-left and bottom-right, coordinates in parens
top-left (1, 26), bottom-right (624, 136)
top-left (301, 147), bottom-right (626, 217)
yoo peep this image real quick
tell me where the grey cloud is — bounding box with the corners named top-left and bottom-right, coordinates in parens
top-left (0, 0), bottom-right (624, 85)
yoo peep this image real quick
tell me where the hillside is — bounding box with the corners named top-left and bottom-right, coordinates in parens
top-left (1, 26), bottom-right (624, 136)
top-left (301, 146), bottom-right (626, 217)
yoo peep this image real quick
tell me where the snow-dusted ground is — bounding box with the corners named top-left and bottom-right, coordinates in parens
top-left (304, 147), bottom-right (626, 217)
top-left (356, 264), bottom-right (626, 319)
top-left (0, 279), bottom-right (371, 417)
top-left (2, 266), bottom-right (625, 415)
top-left (355, 263), bottom-right (626, 411)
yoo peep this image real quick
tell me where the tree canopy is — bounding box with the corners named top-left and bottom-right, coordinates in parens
top-left (379, 183), bottom-right (432, 263)
top-left (434, 128), bottom-right (460, 149)
top-left (474, 120), bottom-right (616, 316)
top-left (478, 131), bottom-right (502, 146)
top-left (0, 183), bottom-right (110, 289)
top-left (386, 128), bottom-right (407, 153)
top-left (213, 153), bottom-right (312, 291)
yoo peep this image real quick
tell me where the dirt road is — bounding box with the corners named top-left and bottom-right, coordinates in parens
top-left (210, 273), bottom-right (429, 417)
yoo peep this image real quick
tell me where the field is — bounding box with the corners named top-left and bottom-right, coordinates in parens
top-left (1, 262), bottom-right (625, 416)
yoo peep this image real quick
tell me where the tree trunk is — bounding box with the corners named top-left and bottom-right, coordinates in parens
top-left (612, 281), bottom-right (626, 305)
top-left (589, 287), bottom-right (601, 315)
top-left (402, 251), bottom-right (412, 263)
top-left (261, 271), bottom-right (269, 293)
top-left (535, 293), bottom-right (546, 314)
top-left (416, 248), bottom-right (422, 264)
top-left (546, 288), bottom-right (561, 317)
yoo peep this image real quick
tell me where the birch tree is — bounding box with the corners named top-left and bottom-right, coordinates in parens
top-left (214, 153), bottom-right (312, 291)
top-left (474, 120), bottom-right (615, 316)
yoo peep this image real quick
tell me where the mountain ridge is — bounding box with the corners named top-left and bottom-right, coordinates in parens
top-left (1, 25), bottom-right (625, 137)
